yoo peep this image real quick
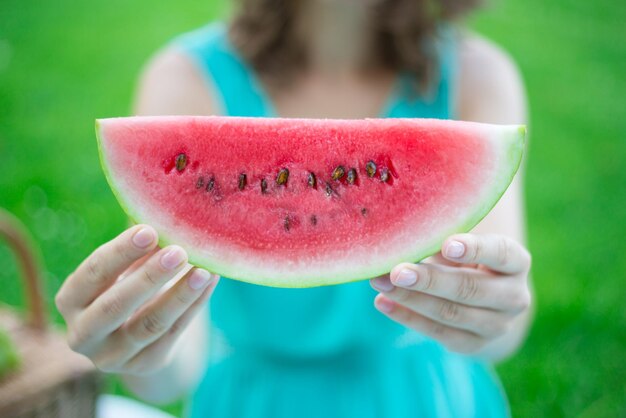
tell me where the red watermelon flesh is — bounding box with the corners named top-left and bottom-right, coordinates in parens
top-left (97, 116), bottom-right (525, 287)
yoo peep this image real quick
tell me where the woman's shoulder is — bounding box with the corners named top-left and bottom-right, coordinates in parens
top-left (455, 30), bottom-right (527, 124)
top-left (132, 24), bottom-right (226, 116)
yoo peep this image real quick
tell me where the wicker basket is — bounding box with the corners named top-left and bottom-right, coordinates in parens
top-left (0, 208), bottom-right (101, 418)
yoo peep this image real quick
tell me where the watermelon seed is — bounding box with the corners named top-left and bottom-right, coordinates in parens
top-left (175, 153), bottom-right (188, 172)
top-left (366, 161), bottom-right (377, 177)
top-left (284, 216), bottom-right (291, 231)
top-left (361, 208), bottom-right (368, 216)
top-left (238, 173), bottom-right (247, 190)
top-left (277, 168), bottom-right (289, 186)
top-left (261, 178), bottom-right (268, 194)
top-left (196, 176), bottom-right (205, 189)
top-left (206, 177), bottom-right (215, 192)
top-left (331, 166), bottom-right (345, 181)
top-left (310, 215), bottom-right (317, 226)
top-left (324, 182), bottom-right (337, 197)
top-left (380, 168), bottom-right (389, 183)
top-left (307, 172), bottom-right (317, 188)
top-left (347, 168), bottom-right (357, 185)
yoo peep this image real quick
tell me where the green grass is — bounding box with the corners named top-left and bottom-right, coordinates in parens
top-left (0, 0), bottom-right (624, 416)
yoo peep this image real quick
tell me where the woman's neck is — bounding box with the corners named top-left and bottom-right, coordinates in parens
top-left (298, 0), bottom-right (375, 79)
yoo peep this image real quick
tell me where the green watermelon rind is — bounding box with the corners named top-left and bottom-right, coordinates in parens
top-left (96, 120), bottom-right (525, 288)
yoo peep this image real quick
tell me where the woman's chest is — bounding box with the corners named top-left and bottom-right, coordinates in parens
top-left (267, 72), bottom-right (397, 119)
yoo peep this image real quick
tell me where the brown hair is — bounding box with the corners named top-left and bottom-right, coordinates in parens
top-left (229, 0), bottom-right (480, 90)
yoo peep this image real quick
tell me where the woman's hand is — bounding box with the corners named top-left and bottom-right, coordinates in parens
top-left (370, 233), bottom-right (531, 357)
top-left (55, 225), bottom-right (219, 376)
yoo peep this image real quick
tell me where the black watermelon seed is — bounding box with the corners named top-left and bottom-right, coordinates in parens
top-left (380, 168), bottom-right (389, 183)
top-left (206, 177), bottom-right (215, 192)
top-left (310, 215), bottom-right (317, 226)
top-left (307, 172), bottom-right (317, 188)
top-left (331, 166), bottom-right (345, 181)
top-left (261, 178), bottom-right (268, 194)
top-left (238, 173), bottom-right (247, 190)
top-left (361, 208), bottom-right (368, 216)
top-left (277, 168), bottom-right (289, 186)
top-left (347, 168), bottom-right (357, 184)
top-left (175, 153), bottom-right (188, 172)
top-left (366, 161), bottom-right (377, 177)
top-left (325, 182), bottom-right (333, 197)
top-left (196, 176), bottom-right (205, 189)
top-left (284, 216), bottom-right (290, 231)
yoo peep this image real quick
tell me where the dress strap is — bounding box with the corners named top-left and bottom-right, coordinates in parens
top-left (172, 23), bottom-right (275, 117)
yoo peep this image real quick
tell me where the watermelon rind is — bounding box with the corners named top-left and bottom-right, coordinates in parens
top-left (96, 118), bottom-right (525, 288)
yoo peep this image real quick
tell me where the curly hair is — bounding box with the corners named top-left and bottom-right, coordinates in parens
top-left (229, 0), bottom-right (481, 90)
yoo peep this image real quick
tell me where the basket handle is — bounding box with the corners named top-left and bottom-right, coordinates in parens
top-left (0, 208), bottom-right (47, 331)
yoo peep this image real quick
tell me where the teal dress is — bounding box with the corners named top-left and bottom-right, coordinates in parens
top-left (174, 23), bottom-right (510, 418)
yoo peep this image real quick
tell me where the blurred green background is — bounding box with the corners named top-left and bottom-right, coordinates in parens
top-left (1, 0), bottom-right (624, 416)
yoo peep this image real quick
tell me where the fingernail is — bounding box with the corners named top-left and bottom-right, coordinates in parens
top-left (371, 276), bottom-right (394, 292)
top-left (395, 269), bottom-right (417, 287)
top-left (188, 269), bottom-right (213, 290)
top-left (132, 227), bottom-right (155, 248)
top-left (376, 296), bottom-right (395, 313)
top-left (445, 240), bottom-right (465, 259)
top-left (161, 246), bottom-right (187, 270)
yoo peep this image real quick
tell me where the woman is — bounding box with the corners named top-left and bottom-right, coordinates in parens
top-left (57, 1), bottom-right (532, 416)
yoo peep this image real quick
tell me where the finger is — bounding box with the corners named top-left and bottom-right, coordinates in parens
top-left (83, 275), bottom-right (217, 374)
top-left (422, 252), bottom-right (465, 268)
top-left (57, 225), bottom-right (158, 314)
top-left (373, 264), bottom-right (529, 310)
top-left (374, 294), bottom-right (486, 355)
top-left (124, 281), bottom-right (216, 375)
top-left (441, 234), bottom-right (531, 275)
top-left (377, 287), bottom-right (511, 338)
top-left (73, 245), bottom-right (188, 344)
top-left (119, 247), bottom-right (160, 280)
top-left (123, 268), bottom-right (217, 346)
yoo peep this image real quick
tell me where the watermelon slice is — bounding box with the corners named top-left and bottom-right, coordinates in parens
top-left (96, 116), bottom-right (524, 287)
